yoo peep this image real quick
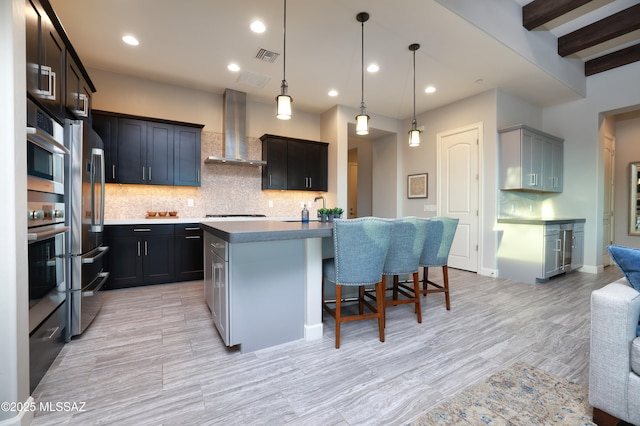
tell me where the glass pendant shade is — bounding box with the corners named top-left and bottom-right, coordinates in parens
top-left (409, 126), bottom-right (421, 147)
top-left (356, 112), bottom-right (369, 135)
top-left (276, 85), bottom-right (292, 120)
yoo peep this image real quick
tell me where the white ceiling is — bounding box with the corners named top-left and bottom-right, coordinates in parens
top-left (48, 0), bottom-right (628, 122)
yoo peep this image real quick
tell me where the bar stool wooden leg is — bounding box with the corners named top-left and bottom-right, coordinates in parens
top-left (443, 265), bottom-right (450, 310)
top-left (376, 281), bottom-right (385, 343)
top-left (412, 271), bottom-right (422, 323)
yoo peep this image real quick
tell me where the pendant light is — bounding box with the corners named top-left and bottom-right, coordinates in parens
top-left (276, 0), bottom-right (292, 120)
top-left (355, 12), bottom-right (370, 135)
top-left (408, 43), bottom-right (421, 147)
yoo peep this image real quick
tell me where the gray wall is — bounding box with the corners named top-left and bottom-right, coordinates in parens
top-left (613, 112), bottom-right (640, 248)
top-left (543, 63), bottom-right (640, 271)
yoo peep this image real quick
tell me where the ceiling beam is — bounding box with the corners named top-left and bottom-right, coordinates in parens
top-left (558, 4), bottom-right (640, 57)
top-left (522, 0), bottom-right (593, 30)
top-left (585, 42), bottom-right (640, 75)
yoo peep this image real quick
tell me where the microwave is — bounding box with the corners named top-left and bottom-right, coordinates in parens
top-left (26, 98), bottom-right (67, 194)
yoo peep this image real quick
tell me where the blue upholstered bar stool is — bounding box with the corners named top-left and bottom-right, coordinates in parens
top-left (322, 217), bottom-right (392, 348)
top-left (419, 217), bottom-right (459, 310)
top-left (365, 217), bottom-right (429, 326)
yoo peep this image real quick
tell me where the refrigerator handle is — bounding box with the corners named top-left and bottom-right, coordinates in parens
top-left (90, 148), bottom-right (106, 232)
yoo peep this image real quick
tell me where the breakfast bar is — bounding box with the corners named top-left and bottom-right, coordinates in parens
top-left (200, 220), bottom-right (333, 352)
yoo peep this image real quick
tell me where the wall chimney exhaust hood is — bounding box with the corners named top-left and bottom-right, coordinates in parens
top-left (205, 89), bottom-right (266, 166)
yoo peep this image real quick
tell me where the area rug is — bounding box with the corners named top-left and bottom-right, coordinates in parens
top-left (411, 361), bottom-right (595, 425)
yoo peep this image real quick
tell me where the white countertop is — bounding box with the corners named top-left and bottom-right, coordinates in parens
top-left (104, 217), bottom-right (307, 225)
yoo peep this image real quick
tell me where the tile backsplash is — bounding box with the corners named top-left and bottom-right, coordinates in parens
top-left (498, 190), bottom-right (558, 219)
top-left (104, 130), bottom-right (326, 220)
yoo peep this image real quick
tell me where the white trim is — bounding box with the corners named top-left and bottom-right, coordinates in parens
top-left (436, 122), bottom-right (484, 274)
top-left (0, 397), bottom-right (35, 426)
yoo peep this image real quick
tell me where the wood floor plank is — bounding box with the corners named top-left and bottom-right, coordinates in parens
top-left (30, 267), bottom-right (624, 425)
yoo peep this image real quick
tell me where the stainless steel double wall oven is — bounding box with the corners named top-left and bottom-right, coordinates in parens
top-left (27, 98), bottom-right (69, 392)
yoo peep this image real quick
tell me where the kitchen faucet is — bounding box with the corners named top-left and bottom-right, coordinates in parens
top-left (314, 196), bottom-right (326, 210)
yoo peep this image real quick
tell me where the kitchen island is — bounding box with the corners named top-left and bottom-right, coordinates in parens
top-left (200, 220), bottom-right (333, 353)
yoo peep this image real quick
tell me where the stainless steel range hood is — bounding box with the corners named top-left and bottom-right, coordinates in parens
top-left (204, 88), bottom-right (266, 166)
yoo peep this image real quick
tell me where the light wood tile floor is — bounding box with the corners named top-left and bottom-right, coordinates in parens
top-left (30, 266), bottom-right (623, 425)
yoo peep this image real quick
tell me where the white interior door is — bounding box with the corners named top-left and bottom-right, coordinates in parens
top-left (437, 124), bottom-right (480, 272)
top-left (602, 135), bottom-right (615, 266)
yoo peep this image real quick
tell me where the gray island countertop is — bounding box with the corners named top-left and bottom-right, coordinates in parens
top-left (200, 220), bottom-right (333, 243)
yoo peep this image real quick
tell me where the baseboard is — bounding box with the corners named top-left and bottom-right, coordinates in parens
top-left (304, 323), bottom-right (323, 341)
top-left (0, 396), bottom-right (35, 426)
top-left (479, 267), bottom-right (497, 277)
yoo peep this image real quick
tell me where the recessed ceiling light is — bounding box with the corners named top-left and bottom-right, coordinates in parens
top-left (328, 90), bottom-right (338, 97)
top-left (122, 35), bottom-right (139, 46)
top-left (367, 64), bottom-right (379, 73)
top-left (250, 20), bottom-right (266, 33)
top-left (425, 86), bottom-right (436, 94)
top-left (227, 63), bottom-right (240, 72)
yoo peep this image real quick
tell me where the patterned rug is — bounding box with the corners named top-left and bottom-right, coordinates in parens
top-left (411, 361), bottom-right (595, 425)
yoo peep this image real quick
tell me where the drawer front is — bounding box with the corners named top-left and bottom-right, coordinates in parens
top-left (175, 223), bottom-right (203, 236)
top-left (107, 224), bottom-right (174, 236)
top-left (30, 300), bottom-right (66, 392)
top-left (544, 224), bottom-right (560, 235)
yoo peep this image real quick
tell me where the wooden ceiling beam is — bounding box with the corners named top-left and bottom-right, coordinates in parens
top-left (585, 43), bottom-right (640, 75)
top-left (522, 0), bottom-right (593, 30)
top-left (558, 4), bottom-right (640, 57)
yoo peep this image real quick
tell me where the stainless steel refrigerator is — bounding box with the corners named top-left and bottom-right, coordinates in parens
top-left (65, 119), bottom-right (109, 338)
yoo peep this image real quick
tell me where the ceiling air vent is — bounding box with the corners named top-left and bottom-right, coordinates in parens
top-left (255, 48), bottom-right (280, 63)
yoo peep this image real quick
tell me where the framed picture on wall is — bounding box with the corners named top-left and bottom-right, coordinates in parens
top-left (408, 173), bottom-right (428, 198)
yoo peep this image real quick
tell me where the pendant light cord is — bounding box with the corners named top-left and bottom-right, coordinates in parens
top-left (282, 0), bottom-right (287, 86)
top-left (360, 18), bottom-right (365, 108)
top-left (412, 48), bottom-right (416, 125)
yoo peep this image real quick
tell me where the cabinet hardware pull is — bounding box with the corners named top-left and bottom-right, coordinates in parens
top-left (134, 228), bottom-right (151, 232)
top-left (137, 241), bottom-right (141, 257)
top-left (112, 164), bottom-right (116, 180)
top-left (142, 166), bottom-right (145, 181)
top-left (39, 65), bottom-right (56, 100)
top-left (185, 236), bottom-right (201, 240)
top-left (185, 227), bottom-right (200, 231)
top-left (149, 166), bottom-right (152, 181)
top-left (78, 93), bottom-right (89, 117)
top-left (41, 326), bottom-right (60, 342)
top-left (144, 241), bottom-right (148, 256)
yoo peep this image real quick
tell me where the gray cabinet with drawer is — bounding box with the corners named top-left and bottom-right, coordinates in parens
top-left (497, 218), bottom-right (585, 284)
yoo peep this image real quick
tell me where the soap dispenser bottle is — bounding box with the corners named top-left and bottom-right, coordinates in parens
top-left (301, 204), bottom-right (309, 223)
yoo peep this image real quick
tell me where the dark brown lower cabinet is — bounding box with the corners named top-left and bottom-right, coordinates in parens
top-left (175, 224), bottom-right (204, 282)
top-left (104, 224), bottom-right (184, 289)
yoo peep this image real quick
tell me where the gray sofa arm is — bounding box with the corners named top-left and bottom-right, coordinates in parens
top-left (589, 279), bottom-right (640, 422)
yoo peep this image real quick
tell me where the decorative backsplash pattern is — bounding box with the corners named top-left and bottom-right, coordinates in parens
top-left (104, 130), bottom-right (327, 220)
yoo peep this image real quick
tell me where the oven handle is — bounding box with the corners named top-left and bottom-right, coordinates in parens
top-left (83, 271), bottom-right (109, 297)
top-left (26, 127), bottom-right (70, 156)
top-left (27, 225), bottom-right (69, 242)
top-left (82, 246), bottom-right (109, 264)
